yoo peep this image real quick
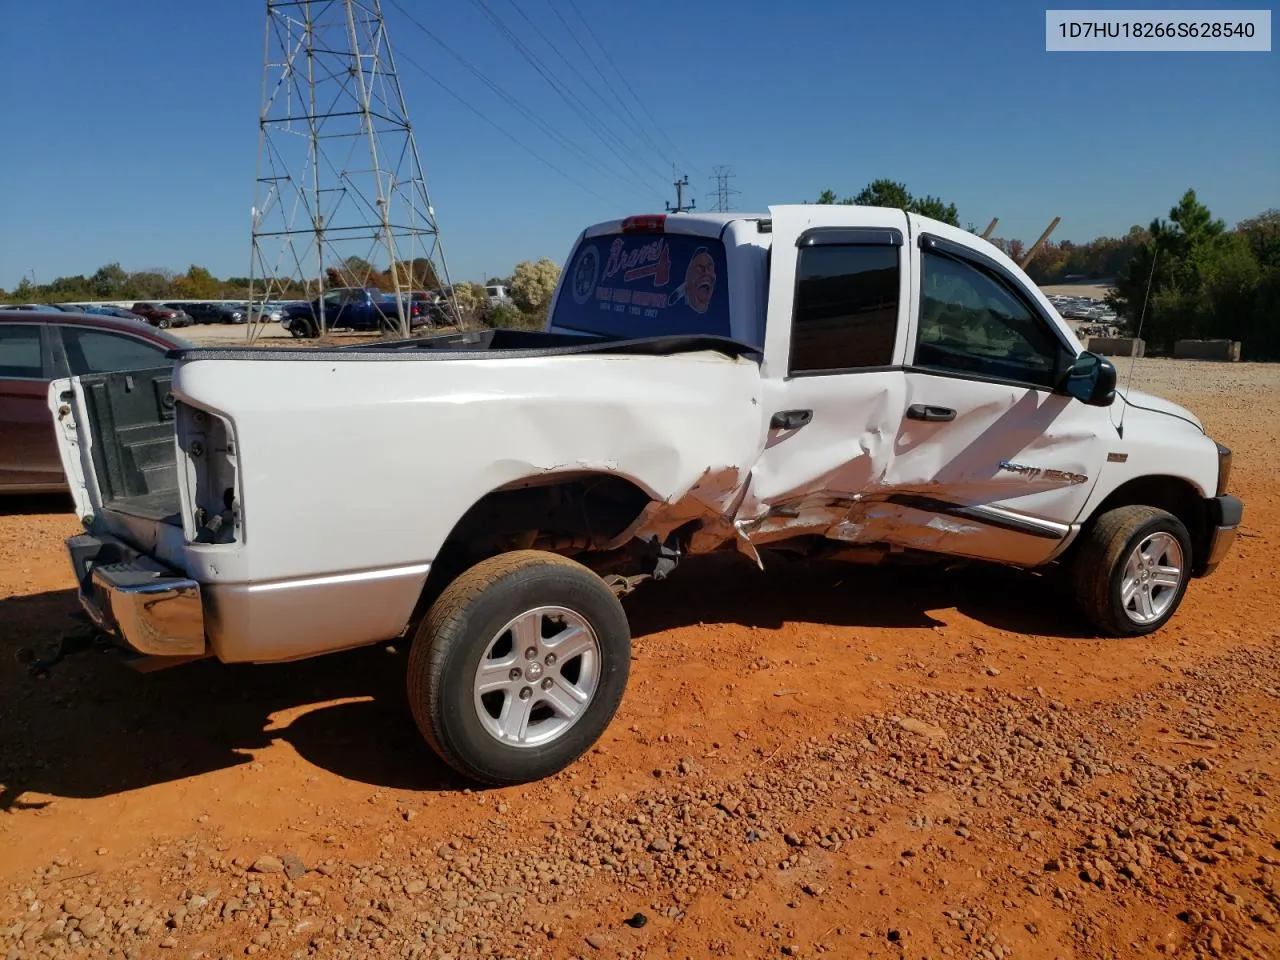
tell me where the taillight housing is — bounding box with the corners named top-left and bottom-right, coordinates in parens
top-left (622, 214), bottom-right (667, 234)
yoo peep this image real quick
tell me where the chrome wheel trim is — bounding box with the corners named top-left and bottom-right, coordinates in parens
top-left (472, 605), bottom-right (601, 748)
top-left (1120, 531), bottom-right (1184, 625)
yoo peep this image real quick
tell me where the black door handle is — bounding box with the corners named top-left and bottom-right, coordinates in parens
top-left (770, 408), bottom-right (813, 430)
top-left (906, 404), bottom-right (956, 422)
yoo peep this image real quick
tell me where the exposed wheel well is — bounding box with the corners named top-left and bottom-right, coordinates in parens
top-left (409, 473), bottom-right (656, 624)
top-left (1081, 476), bottom-right (1212, 575)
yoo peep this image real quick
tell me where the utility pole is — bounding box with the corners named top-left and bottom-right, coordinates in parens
top-left (709, 165), bottom-right (739, 213)
top-left (1019, 216), bottom-right (1062, 270)
top-left (248, 0), bottom-right (459, 341)
top-left (666, 167), bottom-right (695, 213)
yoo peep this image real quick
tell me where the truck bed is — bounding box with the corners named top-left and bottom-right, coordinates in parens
top-left (168, 328), bottom-right (761, 363)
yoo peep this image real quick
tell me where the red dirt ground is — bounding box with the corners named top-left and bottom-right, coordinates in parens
top-left (1, 359), bottom-right (1276, 960)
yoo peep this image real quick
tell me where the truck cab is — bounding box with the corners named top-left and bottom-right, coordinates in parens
top-left (547, 204), bottom-right (1238, 596)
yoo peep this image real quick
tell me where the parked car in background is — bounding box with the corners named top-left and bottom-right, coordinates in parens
top-left (207, 302), bottom-right (246, 324)
top-left (3, 303), bottom-right (73, 312)
top-left (163, 302), bottom-right (242, 325)
top-left (130, 302), bottom-right (193, 329)
top-left (281, 286), bottom-right (432, 337)
top-left (484, 284), bottom-right (514, 308)
top-left (0, 310), bottom-right (185, 494)
top-left (82, 305), bottom-right (149, 322)
top-left (246, 302), bottom-right (287, 325)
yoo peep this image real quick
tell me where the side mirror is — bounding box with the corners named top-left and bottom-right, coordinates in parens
top-left (1062, 350), bottom-right (1117, 407)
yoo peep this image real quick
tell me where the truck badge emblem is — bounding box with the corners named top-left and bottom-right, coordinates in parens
top-left (998, 460), bottom-right (1088, 484)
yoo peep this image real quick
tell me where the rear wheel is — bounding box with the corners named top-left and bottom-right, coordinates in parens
top-left (289, 318), bottom-right (316, 338)
top-left (1070, 505), bottom-right (1192, 636)
top-left (407, 550), bottom-right (630, 785)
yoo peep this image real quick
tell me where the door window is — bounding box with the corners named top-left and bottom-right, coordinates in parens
top-left (59, 327), bottom-right (170, 375)
top-left (789, 244), bottom-right (900, 375)
top-left (916, 251), bottom-right (1061, 388)
top-left (0, 325), bottom-right (43, 378)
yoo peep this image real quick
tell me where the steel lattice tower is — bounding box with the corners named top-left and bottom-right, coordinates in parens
top-left (247, 0), bottom-right (458, 340)
top-left (709, 166), bottom-right (739, 213)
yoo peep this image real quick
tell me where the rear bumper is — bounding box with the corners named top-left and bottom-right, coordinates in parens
top-left (66, 533), bottom-right (430, 663)
top-left (67, 533), bottom-right (206, 657)
top-left (1199, 494), bottom-right (1243, 577)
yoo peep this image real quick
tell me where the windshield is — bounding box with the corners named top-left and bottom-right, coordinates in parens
top-left (552, 231), bottom-right (730, 339)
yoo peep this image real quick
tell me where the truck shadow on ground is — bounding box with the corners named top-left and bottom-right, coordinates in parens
top-left (624, 552), bottom-right (1094, 641)
top-left (0, 557), bottom-right (1092, 805)
top-left (0, 493), bottom-right (75, 516)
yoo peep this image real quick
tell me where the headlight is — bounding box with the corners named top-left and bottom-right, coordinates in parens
top-left (1215, 442), bottom-right (1232, 497)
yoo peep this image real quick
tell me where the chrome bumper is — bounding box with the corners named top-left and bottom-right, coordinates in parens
top-left (67, 534), bottom-right (207, 657)
top-left (1200, 494), bottom-right (1243, 577)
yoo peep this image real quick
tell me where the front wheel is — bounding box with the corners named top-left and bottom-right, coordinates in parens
top-left (1070, 505), bottom-right (1193, 636)
top-left (407, 550), bottom-right (631, 785)
top-left (289, 318), bottom-right (316, 338)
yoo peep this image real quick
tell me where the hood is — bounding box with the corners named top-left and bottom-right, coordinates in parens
top-left (1117, 386), bottom-right (1203, 432)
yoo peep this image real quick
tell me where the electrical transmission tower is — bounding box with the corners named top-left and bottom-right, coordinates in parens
top-left (709, 166), bottom-right (739, 213)
top-left (248, 0), bottom-right (458, 340)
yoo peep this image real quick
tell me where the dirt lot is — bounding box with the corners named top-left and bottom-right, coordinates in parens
top-left (2, 359), bottom-right (1277, 960)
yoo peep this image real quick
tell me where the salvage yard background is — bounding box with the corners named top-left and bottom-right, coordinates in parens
top-left (1, 358), bottom-right (1277, 960)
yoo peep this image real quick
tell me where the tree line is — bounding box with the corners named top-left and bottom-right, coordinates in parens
top-left (817, 180), bottom-right (1278, 358)
top-left (7, 185), bottom-right (1277, 355)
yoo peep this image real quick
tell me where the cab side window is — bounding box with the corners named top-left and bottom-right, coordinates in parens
top-left (59, 327), bottom-right (170, 375)
top-left (915, 250), bottom-right (1061, 389)
top-left (789, 244), bottom-right (900, 375)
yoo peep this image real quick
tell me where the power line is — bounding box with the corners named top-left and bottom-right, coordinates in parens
top-left (709, 165), bottom-right (740, 213)
top-left (562, 0), bottom-right (695, 175)
top-left (395, 49), bottom-right (612, 204)
top-left (501, 0), bottom-right (673, 179)
top-left (541, 0), bottom-right (674, 170)
top-left (385, 0), bottom-right (654, 199)
top-left (469, 0), bottom-right (667, 197)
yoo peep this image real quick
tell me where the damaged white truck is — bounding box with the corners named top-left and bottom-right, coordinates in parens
top-left (50, 205), bottom-right (1242, 785)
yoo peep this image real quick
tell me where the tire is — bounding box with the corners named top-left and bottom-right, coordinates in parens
top-left (289, 318), bottom-right (315, 338)
top-left (407, 550), bottom-right (631, 786)
top-left (1070, 505), bottom-right (1193, 637)
top-left (157, 318), bottom-right (171, 329)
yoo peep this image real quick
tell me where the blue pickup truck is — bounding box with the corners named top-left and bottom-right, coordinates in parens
top-left (281, 287), bottom-right (433, 338)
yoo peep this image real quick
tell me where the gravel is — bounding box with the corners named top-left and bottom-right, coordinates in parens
top-left (5, 639), bottom-right (1276, 958)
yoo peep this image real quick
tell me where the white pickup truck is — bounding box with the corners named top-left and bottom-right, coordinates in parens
top-left (50, 205), bottom-right (1241, 786)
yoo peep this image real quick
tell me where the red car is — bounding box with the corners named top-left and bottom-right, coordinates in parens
top-left (130, 302), bottom-right (193, 329)
top-left (0, 311), bottom-right (186, 494)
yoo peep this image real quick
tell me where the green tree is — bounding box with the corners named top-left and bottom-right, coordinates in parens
top-left (451, 281), bottom-right (488, 315)
top-left (1237, 209), bottom-right (1280, 269)
top-left (813, 178), bottom-right (959, 226)
top-left (1110, 189), bottom-right (1273, 355)
top-left (508, 258), bottom-right (561, 314)
top-left (89, 263), bottom-right (129, 299)
top-left (171, 264), bottom-right (220, 299)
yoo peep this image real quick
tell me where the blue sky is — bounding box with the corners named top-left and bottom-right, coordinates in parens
top-left (1, 0), bottom-right (1275, 290)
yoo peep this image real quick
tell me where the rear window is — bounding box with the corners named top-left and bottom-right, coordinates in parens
top-left (552, 232), bottom-right (730, 339)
